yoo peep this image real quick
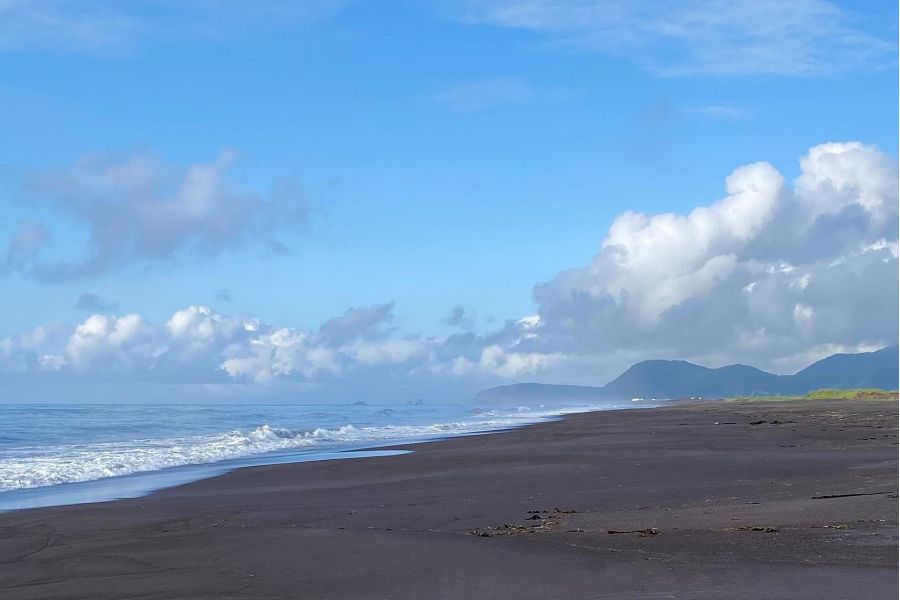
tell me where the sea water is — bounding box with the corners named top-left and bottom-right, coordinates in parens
top-left (0, 399), bottom-right (648, 510)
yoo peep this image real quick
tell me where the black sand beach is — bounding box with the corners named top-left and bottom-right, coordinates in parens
top-left (1, 399), bottom-right (897, 599)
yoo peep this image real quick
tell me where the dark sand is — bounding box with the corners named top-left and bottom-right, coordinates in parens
top-left (1, 400), bottom-right (897, 599)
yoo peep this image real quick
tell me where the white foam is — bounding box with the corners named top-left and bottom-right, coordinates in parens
top-left (0, 406), bottom-right (609, 492)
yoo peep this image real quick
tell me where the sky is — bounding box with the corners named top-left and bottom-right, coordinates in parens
top-left (0, 0), bottom-right (897, 403)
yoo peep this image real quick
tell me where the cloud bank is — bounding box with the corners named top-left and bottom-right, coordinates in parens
top-left (1, 142), bottom-right (896, 394)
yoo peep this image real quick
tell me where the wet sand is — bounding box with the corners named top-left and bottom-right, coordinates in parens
top-left (1, 399), bottom-right (897, 599)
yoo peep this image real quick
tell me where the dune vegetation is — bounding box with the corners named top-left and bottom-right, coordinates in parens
top-left (728, 388), bottom-right (898, 402)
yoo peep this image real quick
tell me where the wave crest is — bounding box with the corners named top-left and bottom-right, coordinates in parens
top-left (0, 403), bottom-right (628, 492)
top-left (0, 421), bottom-right (479, 492)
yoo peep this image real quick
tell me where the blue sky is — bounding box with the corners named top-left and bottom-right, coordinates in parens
top-left (0, 1), bottom-right (897, 401)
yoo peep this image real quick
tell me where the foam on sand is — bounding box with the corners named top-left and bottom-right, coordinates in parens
top-left (0, 404), bottom-right (623, 492)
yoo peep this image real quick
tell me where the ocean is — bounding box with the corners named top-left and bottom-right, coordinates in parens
top-left (0, 398), bottom-right (649, 511)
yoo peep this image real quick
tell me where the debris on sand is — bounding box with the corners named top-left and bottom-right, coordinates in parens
top-left (607, 528), bottom-right (659, 537)
top-left (468, 509), bottom-right (580, 537)
top-left (811, 491), bottom-right (894, 500)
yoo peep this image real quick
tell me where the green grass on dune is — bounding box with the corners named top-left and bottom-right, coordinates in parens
top-left (802, 388), bottom-right (897, 400)
top-left (727, 388), bottom-right (898, 402)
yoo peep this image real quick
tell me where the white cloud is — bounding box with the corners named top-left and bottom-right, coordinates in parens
top-left (221, 328), bottom-right (342, 383)
top-left (64, 313), bottom-right (162, 371)
top-left (221, 304), bottom-right (428, 382)
top-left (795, 141), bottom-right (898, 220)
top-left (450, 0), bottom-right (894, 76)
top-left (527, 141), bottom-right (897, 374)
top-left (551, 161), bottom-right (783, 327)
top-left (861, 239), bottom-right (898, 259)
top-left (0, 300), bottom-right (559, 386)
top-left (167, 305), bottom-right (257, 350)
top-left (0, 304), bottom-right (431, 384)
top-left (517, 314), bottom-right (541, 329)
top-left (39, 354), bottom-right (67, 371)
top-left (8, 150), bottom-right (305, 280)
top-left (477, 345), bottom-right (564, 377)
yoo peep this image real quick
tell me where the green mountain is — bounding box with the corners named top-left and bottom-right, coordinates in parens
top-left (476, 346), bottom-right (898, 403)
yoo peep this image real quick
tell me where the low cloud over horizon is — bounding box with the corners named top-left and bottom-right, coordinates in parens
top-left (2, 141), bottom-right (896, 400)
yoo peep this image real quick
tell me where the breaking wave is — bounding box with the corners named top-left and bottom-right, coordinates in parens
top-left (0, 408), bottom-right (588, 492)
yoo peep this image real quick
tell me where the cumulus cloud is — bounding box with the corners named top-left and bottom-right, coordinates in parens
top-left (8, 150), bottom-right (306, 280)
top-left (221, 304), bottom-right (430, 383)
top-left (0, 301), bottom-right (547, 388)
top-left (449, 0), bottom-right (895, 76)
top-left (0, 305), bottom-right (372, 382)
top-left (167, 305), bottom-right (258, 352)
top-left (794, 142), bottom-right (898, 221)
top-left (575, 161), bottom-right (783, 327)
top-left (524, 141), bottom-right (897, 374)
top-left (64, 313), bottom-right (161, 371)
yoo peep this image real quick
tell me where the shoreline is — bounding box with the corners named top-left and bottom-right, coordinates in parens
top-left (1, 399), bottom-right (896, 599)
top-left (0, 449), bottom-right (411, 513)
top-left (0, 401), bottom-right (656, 512)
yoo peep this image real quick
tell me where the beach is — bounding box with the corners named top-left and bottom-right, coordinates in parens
top-left (0, 399), bottom-right (896, 599)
